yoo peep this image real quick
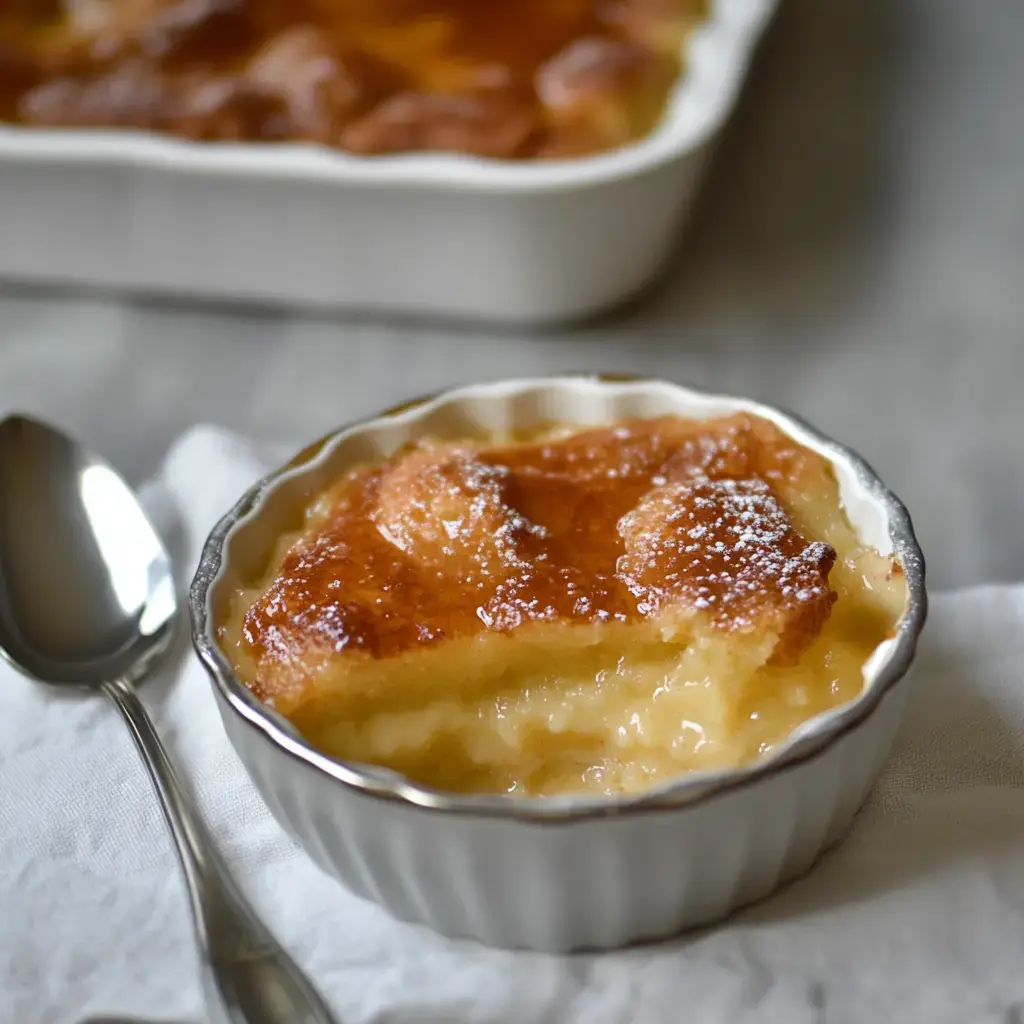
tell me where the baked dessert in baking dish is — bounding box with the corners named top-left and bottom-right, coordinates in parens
top-left (0, 0), bottom-right (708, 159)
top-left (219, 413), bottom-right (908, 797)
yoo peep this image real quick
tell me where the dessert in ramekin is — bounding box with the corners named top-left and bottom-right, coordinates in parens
top-left (191, 377), bottom-right (926, 951)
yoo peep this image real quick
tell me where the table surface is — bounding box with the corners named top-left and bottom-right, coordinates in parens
top-left (0, 0), bottom-right (1019, 592)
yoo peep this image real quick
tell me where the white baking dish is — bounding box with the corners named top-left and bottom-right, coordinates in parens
top-left (0, 0), bottom-right (777, 325)
top-left (191, 376), bottom-right (927, 951)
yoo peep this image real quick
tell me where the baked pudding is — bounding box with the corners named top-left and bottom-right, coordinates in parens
top-left (0, 0), bottom-right (708, 159)
top-left (219, 413), bottom-right (907, 798)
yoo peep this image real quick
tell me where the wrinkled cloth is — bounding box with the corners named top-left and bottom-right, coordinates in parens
top-left (2, 426), bottom-right (1023, 1024)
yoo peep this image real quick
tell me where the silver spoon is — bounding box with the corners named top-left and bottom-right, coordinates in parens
top-left (0, 415), bottom-right (339, 1024)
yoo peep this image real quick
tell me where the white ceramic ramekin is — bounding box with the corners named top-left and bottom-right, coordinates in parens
top-left (190, 376), bottom-right (927, 952)
top-left (0, 0), bottom-right (777, 324)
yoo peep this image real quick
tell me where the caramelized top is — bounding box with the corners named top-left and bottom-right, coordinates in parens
top-left (239, 415), bottom-right (839, 672)
top-left (0, 0), bottom-right (706, 158)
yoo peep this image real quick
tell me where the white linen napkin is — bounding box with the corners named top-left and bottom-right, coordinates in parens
top-left (2, 425), bottom-right (1023, 1024)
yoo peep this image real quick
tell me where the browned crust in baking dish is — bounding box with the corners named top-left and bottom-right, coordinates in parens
top-left (0, 0), bottom-right (708, 159)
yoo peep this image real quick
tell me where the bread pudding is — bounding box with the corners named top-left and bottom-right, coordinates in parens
top-left (219, 414), bottom-right (907, 797)
top-left (0, 1), bottom-right (708, 159)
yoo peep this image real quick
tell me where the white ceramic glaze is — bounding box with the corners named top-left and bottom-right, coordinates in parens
top-left (191, 377), bottom-right (927, 951)
top-left (0, 0), bottom-right (778, 324)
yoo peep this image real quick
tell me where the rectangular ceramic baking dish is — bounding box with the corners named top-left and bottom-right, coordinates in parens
top-left (0, 0), bottom-right (777, 325)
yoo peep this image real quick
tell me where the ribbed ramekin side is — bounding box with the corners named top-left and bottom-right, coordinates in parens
top-left (214, 673), bottom-right (911, 952)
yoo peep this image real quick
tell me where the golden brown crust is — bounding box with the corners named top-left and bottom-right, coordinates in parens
top-left (535, 37), bottom-right (674, 158)
top-left (0, 0), bottom-right (706, 158)
top-left (341, 86), bottom-right (541, 158)
top-left (238, 415), bottom-right (839, 686)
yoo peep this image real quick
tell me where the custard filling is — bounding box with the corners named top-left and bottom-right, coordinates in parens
top-left (219, 414), bottom-right (907, 797)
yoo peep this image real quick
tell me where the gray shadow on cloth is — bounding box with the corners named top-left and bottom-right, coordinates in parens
top-left (740, 642), bottom-right (1024, 924)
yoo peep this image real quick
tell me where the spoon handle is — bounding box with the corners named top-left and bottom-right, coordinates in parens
top-left (101, 677), bottom-right (341, 1024)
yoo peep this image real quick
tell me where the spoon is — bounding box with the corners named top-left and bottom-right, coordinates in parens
top-left (0, 415), bottom-right (339, 1024)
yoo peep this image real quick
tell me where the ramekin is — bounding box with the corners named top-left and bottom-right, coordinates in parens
top-left (190, 376), bottom-right (927, 952)
top-left (0, 0), bottom-right (778, 324)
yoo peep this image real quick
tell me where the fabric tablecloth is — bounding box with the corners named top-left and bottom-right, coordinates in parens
top-left (2, 426), bottom-right (1023, 1024)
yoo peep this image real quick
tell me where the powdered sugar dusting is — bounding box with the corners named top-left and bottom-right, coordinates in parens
top-left (372, 442), bottom-right (545, 583)
top-left (618, 475), bottom-right (836, 641)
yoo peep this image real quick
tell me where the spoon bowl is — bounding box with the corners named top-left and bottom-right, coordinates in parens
top-left (0, 415), bottom-right (176, 686)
